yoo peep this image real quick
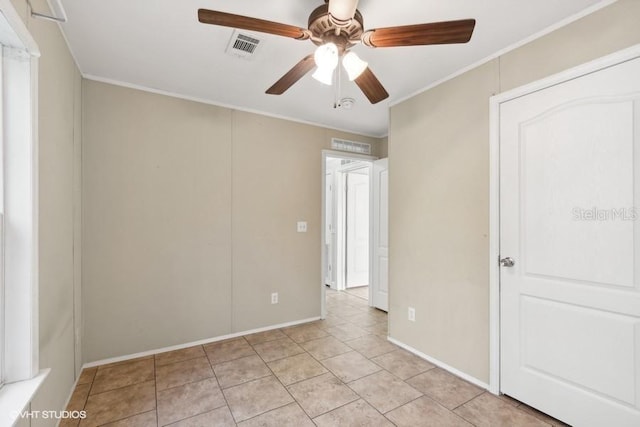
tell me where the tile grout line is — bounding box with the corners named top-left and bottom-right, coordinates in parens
top-left (155, 352), bottom-right (207, 368)
top-left (84, 372), bottom-right (155, 397)
top-left (155, 346), bottom-right (228, 426)
top-left (153, 356), bottom-right (159, 427)
top-left (156, 373), bottom-right (218, 394)
top-left (313, 291), bottom-right (405, 424)
top-left (277, 369), bottom-right (328, 388)
top-left (95, 382), bottom-right (157, 426)
top-left (401, 365), bottom-right (438, 383)
top-left (235, 334), bottom-right (305, 423)
top-left (451, 390), bottom-right (491, 411)
top-left (264, 338), bottom-right (323, 422)
top-left (73, 369), bottom-right (96, 426)
top-left (248, 322), bottom-right (382, 423)
top-left (202, 344), bottom-right (238, 425)
top-left (342, 366), bottom-right (422, 421)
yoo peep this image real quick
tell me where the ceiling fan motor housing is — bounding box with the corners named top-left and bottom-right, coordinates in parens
top-left (308, 4), bottom-right (364, 52)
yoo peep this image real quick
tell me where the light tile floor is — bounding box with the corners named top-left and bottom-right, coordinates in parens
top-left (62, 289), bottom-right (569, 426)
top-left (344, 285), bottom-right (369, 301)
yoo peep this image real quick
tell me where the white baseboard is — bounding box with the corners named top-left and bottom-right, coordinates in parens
top-left (57, 317), bottom-right (315, 424)
top-left (81, 316), bottom-right (321, 369)
top-left (56, 367), bottom-right (81, 427)
top-left (59, 316), bottom-right (320, 424)
top-left (387, 336), bottom-right (491, 391)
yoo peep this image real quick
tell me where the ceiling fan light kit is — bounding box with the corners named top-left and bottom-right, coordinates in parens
top-left (314, 43), bottom-right (339, 70)
top-left (198, 0), bottom-right (475, 105)
top-left (312, 66), bottom-right (335, 86)
top-left (311, 43), bottom-right (366, 85)
top-left (342, 52), bottom-right (368, 81)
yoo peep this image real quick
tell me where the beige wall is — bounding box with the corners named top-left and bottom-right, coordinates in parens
top-left (389, 60), bottom-right (498, 382)
top-left (82, 83), bottom-right (235, 362)
top-left (9, 0), bottom-right (83, 425)
top-left (378, 136), bottom-right (388, 158)
top-left (388, 0), bottom-right (640, 384)
top-left (82, 80), bottom-right (383, 362)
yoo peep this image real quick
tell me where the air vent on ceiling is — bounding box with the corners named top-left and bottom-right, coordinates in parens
top-left (331, 138), bottom-right (372, 155)
top-left (225, 30), bottom-right (262, 59)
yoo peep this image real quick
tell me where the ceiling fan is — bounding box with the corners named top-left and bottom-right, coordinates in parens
top-left (198, 0), bottom-right (475, 104)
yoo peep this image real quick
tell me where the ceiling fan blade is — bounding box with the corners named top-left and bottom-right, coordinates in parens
top-left (198, 9), bottom-right (309, 40)
top-left (362, 19), bottom-right (475, 48)
top-left (266, 55), bottom-right (316, 95)
top-left (354, 67), bottom-right (389, 104)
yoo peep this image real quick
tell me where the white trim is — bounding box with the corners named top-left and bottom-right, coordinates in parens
top-left (366, 160), bottom-right (375, 307)
top-left (44, 0), bottom-right (67, 22)
top-left (491, 43), bottom-right (640, 105)
top-left (389, 0), bottom-right (616, 108)
top-left (0, 2), bottom-right (42, 419)
top-left (320, 150), bottom-right (377, 318)
top-left (30, 46), bottom-right (39, 382)
top-left (2, 47), bottom-right (39, 384)
top-left (43, 0), bottom-right (83, 73)
top-left (83, 74), bottom-right (386, 139)
top-left (335, 168), bottom-right (347, 291)
top-left (0, 63), bottom-right (3, 389)
top-left (61, 0), bottom-right (612, 139)
top-left (488, 96), bottom-right (501, 395)
top-left (82, 316), bottom-right (321, 369)
top-left (488, 42), bottom-right (640, 398)
top-left (58, 369), bottom-right (81, 427)
top-left (388, 337), bottom-right (489, 390)
top-left (0, 0), bottom-right (40, 56)
top-left (0, 368), bottom-right (49, 427)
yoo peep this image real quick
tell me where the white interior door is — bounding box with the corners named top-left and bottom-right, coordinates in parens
top-left (500, 55), bottom-right (640, 426)
top-left (325, 171), bottom-right (336, 288)
top-left (372, 159), bottom-right (389, 311)
top-left (346, 170), bottom-right (370, 288)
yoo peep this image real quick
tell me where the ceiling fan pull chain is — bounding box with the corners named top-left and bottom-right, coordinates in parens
top-left (334, 64), bottom-right (342, 108)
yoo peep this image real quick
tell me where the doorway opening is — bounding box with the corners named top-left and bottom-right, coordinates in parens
top-left (321, 151), bottom-right (375, 316)
top-left (326, 157), bottom-right (370, 292)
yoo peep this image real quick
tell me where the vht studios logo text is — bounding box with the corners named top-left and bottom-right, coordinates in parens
top-left (11, 410), bottom-right (87, 420)
top-left (572, 207), bottom-right (638, 221)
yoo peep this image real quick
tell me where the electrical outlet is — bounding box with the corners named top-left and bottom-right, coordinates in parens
top-left (271, 292), bottom-right (279, 304)
top-left (408, 307), bottom-right (416, 322)
top-left (297, 221), bottom-right (307, 232)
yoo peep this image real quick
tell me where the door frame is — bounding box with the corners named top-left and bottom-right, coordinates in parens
top-left (488, 43), bottom-right (640, 395)
top-left (321, 150), bottom-right (377, 319)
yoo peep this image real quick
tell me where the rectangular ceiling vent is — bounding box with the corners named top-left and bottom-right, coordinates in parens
top-left (226, 30), bottom-right (262, 59)
top-left (331, 138), bottom-right (372, 155)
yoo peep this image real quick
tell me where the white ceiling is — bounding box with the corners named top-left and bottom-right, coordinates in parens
top-left (59, 0), bottom-right (607, 137)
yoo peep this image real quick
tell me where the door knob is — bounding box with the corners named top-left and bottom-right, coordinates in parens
top-left (500, 257), bottom-right (515, 267)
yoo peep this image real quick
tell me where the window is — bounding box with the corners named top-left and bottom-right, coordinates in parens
top-left (0, 1), bottom-right (48, 423)
top-left (0, 48), bottom-right (4, 388)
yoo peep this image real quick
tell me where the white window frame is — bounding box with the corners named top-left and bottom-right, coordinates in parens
top-left (0, 52), bottom-right (4, 390)
top-left (0, 0), bottom-right (48, 424)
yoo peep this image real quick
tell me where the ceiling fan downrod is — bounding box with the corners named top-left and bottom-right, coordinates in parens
top-left (327, 0), bottom-right (359, 28)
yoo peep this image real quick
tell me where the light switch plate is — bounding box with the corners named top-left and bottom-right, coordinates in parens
top-left (297, 221), bottom-right (308, 232)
